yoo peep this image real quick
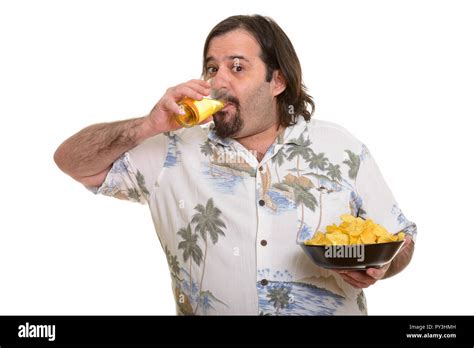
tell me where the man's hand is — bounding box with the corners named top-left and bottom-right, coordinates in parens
top-left (145, 79), bottom-right (212, 134)
top-left (336, 263), bottom-right (390, 289)
top-left (336, 236), bottom-right (413, 289)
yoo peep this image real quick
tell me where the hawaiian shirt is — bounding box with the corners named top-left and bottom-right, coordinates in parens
top-left (91, 115), bottom-right (417, 315)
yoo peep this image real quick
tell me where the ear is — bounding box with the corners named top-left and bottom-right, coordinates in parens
top-left (271, 70), bottom-right (286, 97)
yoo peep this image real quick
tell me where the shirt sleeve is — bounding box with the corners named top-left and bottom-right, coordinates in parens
top-left (355, 145), bottom-right (417, 242)
top-left (88, 134), bottom-right (169, 205)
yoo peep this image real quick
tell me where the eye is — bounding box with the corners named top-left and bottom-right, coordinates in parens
top-left (206, 66), bottom-right (217, 75)
top-left (232, 64), bottom-right (243, 72)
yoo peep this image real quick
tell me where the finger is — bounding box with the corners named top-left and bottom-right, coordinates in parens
top-left (340, 274), bottom-right (366, 288)
top-left (343, 273), bottom-right (374, 288)
top-left (335, 270), bottom-right (351, 276)
top-left (343, 271), bottom-right (376, 286)
top-left (173, 85), bottom-right (207, 101)
top-left (185, 80), bottom-right (211, 96)
top-left (163, 98), bottom-right (184, 115)
top-left (185, 81), bottom-right (212, 97)
top-left (188, 79), bottom-right (211, 89)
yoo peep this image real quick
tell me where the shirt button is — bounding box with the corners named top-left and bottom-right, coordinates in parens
top-left (258, 199), bottom-right (265, 206)
top-left (258, 166), bottom-right (263, 171)
top-left (261, 279), bottom-right (268, 286)
top-left (260, 239), bottom-right (267, 246)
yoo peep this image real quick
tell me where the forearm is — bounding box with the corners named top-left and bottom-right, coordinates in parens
top-left (54, 116), bottom-right (155, 179)
top-left (383, 238), bottom-right (415, 279)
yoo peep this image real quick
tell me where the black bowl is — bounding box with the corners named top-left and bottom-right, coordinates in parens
top-left (300, 240), bottom-right (404, 270)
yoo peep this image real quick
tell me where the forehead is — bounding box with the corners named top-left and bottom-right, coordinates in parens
top-left (206, 29), bottom-right (262, 61)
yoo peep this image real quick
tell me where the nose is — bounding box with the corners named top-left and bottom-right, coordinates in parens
top-left (209, 68), bottom-right (231, 92)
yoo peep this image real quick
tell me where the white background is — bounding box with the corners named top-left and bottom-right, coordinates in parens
top-left (1, 0), bottom-right (473, 315)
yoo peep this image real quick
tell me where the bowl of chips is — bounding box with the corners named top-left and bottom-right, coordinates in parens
top-left (300, 214), bottom-right (405, 270)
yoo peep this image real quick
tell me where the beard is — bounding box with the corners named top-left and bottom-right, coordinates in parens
top-left (213, 108), bottom-right (243, 139)
top-left (212, 93), bottom-right (243, 139)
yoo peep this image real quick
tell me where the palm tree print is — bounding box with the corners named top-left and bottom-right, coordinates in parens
top-left (172, 198), bottom-right (228, 314)
top-left (191, 198), bottom-right (226, 313)
top-left (200, 139), bottom-right (213, 157)
top-left (271, 149), bottom-right (286, 183)
top-left (165, 246), bottom-right (191, 314)
top-left (272, 143), bottom-right (362, 240)
top-left (282, 135), bottom-right (315, 239)
top-left (267, 285), bottom-right (292, 315)
top-left (273, 174), bottom-right (317, 240)
top-left (293, 181), bottom-right (317, 235)
top-left (200, 139), bottom-right (215, 176)
top-left (127, 188), bottom-right (141, 202)
top-left (165, 245), bottom-right (183, 282)
top-left (169, 254), bottom-right (181, 275)
top-left (286, 134), bottom-right (312, 177)
top-left (177, 223), bottom-right (203, 266)
top-left (297, 151), bottom-right (334, 235)
top-left (343, 150), bottom-right (360, 184)
top-left (197, 290), bottom-right (228, 314)
top-left (357, 291), bottom-right (367, 314)
top-left (178, 223), bottom-right (203, 312)
top-left (326, 163), bottom-right (342, 183)
top-left (307, 151), bottom-right (329, 172)
top-left (135, 170), bottom-right (149, 197)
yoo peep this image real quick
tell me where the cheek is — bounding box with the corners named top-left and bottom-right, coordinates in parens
top-left (232, 80), bottom-right (272, 113)
top-left (246, 85), bottom-right (272, 110)
top-left (232, 85), bottom-right (248, 103)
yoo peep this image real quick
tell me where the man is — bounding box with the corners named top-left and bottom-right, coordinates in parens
top-left (54, 15), bottom-right (416, 315)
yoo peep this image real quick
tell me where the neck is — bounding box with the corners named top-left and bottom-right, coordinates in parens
top-left (235, 122), bottom-right (284, 162)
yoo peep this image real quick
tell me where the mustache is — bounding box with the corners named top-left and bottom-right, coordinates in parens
top-left (211, 90), bottom-right (240, 107)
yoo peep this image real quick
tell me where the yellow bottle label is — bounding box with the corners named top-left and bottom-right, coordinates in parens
top-left (194, 98), bottom-right (225, 121)
top-left (175, 97), bottom-right (225, 127)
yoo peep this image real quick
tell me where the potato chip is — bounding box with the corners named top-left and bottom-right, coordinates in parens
top-left (340, 214), bottom-right (357, 223)
top-left (326, 224), bottom-right (343, 234)
top-left (326, 232), bottom-right (350, 245)
top-left (360, 229), bottom-right (377, 244)
top-left (349, 235), bottom-right (360, 244)
top-left (373, 225), bottom-right (389, 237)
top-left (311, 232), bottom-right (326, 245)
top-left (304, 214), bottom-right (405, 246)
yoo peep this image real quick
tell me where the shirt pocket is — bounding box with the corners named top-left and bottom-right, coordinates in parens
top-left (296, 186), bottom-right (353, 243)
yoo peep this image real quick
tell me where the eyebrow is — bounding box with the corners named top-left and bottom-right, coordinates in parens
top-left (205, 55), bottom-right (250, 64)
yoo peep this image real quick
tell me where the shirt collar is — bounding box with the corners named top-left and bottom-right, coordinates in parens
top-left (206, 115), bottom-right (310, 147)
top-left (277, 115), bottom-right (310, 146)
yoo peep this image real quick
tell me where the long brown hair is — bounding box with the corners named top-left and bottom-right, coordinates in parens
top-left (202, 15), bottom-right (315, 127)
